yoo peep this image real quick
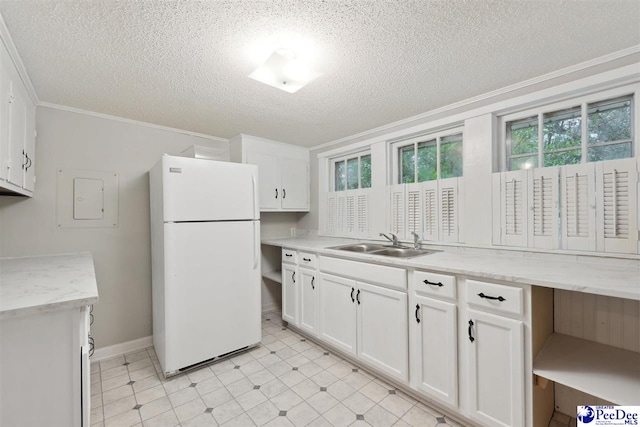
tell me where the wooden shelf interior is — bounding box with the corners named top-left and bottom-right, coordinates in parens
top-left (533, 333), bottom-right (640, 405)
top-left (262, 270), bottom-right (282, 284)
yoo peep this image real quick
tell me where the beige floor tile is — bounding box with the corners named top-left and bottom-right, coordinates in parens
top-left (363, 405), bottom-right (398, 427)
top-left (168, 386), bottom-right (199, 407)
top-left (175, 398), bottom-right (207, 423)
top-left (400, 406), bottom-right (437, 427)
top-left (103, 384), bottom-right (134, 405)
top-left (212, 399), bottom-right (244, 425)
top-left (142, 409), bottom-right (179, 427)
top-left (181, 412), bottom-right (219, 426)
top-left (236, 389), bottom-right (268, 411)
top-left (139, 396), bottom-right (172, 421)
top-left (378, 394), bottom-right (414, 418)
top-left (247, 400), bottom-right (280, 426)
top-left (324, 402), bottom-right (357, 426)
top-left (136, 384), bottom-right (166, 405)
top-left (104, 395), bottom-right (137, 420)
top-left (286, 401), bottom-right (319, 427)
top-left (201, 388), bottom-right (234, 409)
top-left (104, 409), bottom-right (141, 427)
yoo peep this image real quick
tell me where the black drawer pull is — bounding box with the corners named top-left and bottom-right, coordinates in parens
top-left (303, 258), bottom-right (311, 262)
top-left (478, 292), bottom-right (505, 302)
top-left (283, 189), bottom-right (286, 199)
top-left (423, 279), bottom-right (443, 287)
top-left (415, 304), bottom-right (420, 323)
top-left (275, 188), bottom-right (278, 199)
top-left (292, 272), bottom-right (295, 283)
top-left (311, 276), bottom-right (315, 290)
top-left (356, 289), bottom-right (361, 305)
top-left (468, 319), bottom-right (475, 342)
top-left (350, 287), bottom-right (355, 303)
top-left (285, 253), bottom-right (293, 257)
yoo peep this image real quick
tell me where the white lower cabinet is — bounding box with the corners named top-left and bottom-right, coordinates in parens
top-left (282, 263), bottom-right (298, 326)
top-left (410, 294), bottom-right (458, 408)
top-left (0, 305), bottom-right (90, 426)
top-left (466, 308), bottom-right (525, 427)
top-left (319, 272), bottom-right (409, 382)
top-left (299, 267), bottom-right (318, 336)
top-left (318, 273), bottom-right (357, 356)
top-left (357, 281), bottom-right (408, 381)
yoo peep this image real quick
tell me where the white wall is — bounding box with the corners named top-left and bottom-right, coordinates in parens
top-left (0, 106), bottom-right (294, 349)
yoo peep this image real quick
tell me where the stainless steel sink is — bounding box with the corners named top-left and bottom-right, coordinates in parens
top-left (367, 247), bottom-right (438, 258)
top-left (329, 243), bottom-right (387, 252)
top-left (329, 243), bottom-right (439, 259)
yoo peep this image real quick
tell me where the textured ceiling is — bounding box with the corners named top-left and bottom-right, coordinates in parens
top-left (0, 0), bottom-right (639, 147)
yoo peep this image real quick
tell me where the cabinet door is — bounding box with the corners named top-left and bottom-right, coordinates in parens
top-left (22, 100), bottom-right (35, 192)
top-left (357, 282), bottom-right (408, 382)
top-left (0, 44), bottom-right (11, 182)
top-left (282, 264), bottom-right (298, 326)
top-left (410, 295), bottom-right (458, 407)
top-left (299, 268), bottom-right (318, 336)
top-left (467, 309), bottom-right (524, 427)
top-left (318, 273), bottom-right (357, 356)
top-left (246, 151), bottom-right (280, 210)
top-left (7, 82), bottom-right (26, 187)
top-left (280, 157), bottom-right (309, 210)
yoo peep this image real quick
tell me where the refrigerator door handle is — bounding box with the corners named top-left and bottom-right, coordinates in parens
top-left (253, 221), bottom-right (259, 269)
top-left (251, 173), bottom-right (258, 218)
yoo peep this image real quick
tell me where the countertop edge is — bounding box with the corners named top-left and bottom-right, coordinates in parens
top-left (262, 238), bottom-right (640, 301)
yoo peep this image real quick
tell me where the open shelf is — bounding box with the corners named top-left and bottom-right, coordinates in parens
top-left (533, 333), bottom-right (640, 405)
top-left (262, 270), bottom-right (282, 284)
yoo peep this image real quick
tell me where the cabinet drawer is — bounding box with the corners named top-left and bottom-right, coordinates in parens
top-left (319, 256), bottom-right (407, 291)
top-left (466, 280), bottom-right (523, 316)
top-left (299, 252), bottom-right (317, 269)
top-left (414, 271), bottom-right (456, 300)
top-left (282, 248), bottom-right (297, 264)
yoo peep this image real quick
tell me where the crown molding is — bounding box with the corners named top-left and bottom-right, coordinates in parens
top-left (38, 102), bottom-right (229, 143)
top-left (312, 45), bottom-right (640, 152)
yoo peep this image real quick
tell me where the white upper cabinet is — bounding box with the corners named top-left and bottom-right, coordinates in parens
top-left (230, 134), bottom-right (309, 212)
top-left (0, 37), bottom-right (36, 197)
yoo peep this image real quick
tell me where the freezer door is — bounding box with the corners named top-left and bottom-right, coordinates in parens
top-left (163, 221), bottom-right (262, 373)
top-left (161, 155), bottom-right (259, 222)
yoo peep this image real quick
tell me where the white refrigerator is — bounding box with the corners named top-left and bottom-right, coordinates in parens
top-left (149, 155), bottom-right (261, 377)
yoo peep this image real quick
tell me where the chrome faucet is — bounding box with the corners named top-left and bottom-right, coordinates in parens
top-left (379, 232), bottom-right (399, 246)
top-left (411, 232), bottom-right (421, 249)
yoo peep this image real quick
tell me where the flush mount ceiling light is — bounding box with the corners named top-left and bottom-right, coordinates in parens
top-left (248, 48), bottom-right (320, 94)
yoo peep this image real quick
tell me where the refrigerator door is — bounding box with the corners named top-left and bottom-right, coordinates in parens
top-left (161, 155), bottom-right (259, 222)
top-left (163, 220), bottom-right (261, 373)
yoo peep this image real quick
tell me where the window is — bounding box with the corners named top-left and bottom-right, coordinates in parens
top-left (395, 130), bottom-right (463, 183)
top-left (506, 94), bottom-right (634, 171)
top-left (332, 152), bottom-right (371, 191)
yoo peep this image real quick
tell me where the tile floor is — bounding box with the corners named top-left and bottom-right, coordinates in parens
top-left (90, 312), bottom-right (466, 427)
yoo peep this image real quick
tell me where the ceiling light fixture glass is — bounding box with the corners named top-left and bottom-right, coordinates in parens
top-left (248, 48), bottom-right (320, 94)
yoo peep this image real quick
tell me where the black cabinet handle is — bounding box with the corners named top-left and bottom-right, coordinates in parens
top-left (351, 287), bottom-right (355, 303)
top-left (292, 272), bottom-right (295, 283)
top-left (415, 304), bottom-right (420, 323)
top-left (275, 188), bottom-right (278, 199)
top-left (285, 253), bottom-right (293, 257)
top-left (423, 279), bottom-right (443, 287)
top-left (303, 258), bottom-right (311, 262)
top-left (311, 276), bottom-right (315, 290)
top-left (478, 292), bottom-right (505, 302)
top-left (25, 154), bottom-right (31, 171)
top-left (468, 319), bottom-right (475, 342)
top-left (22, 150), bottom-right (27, 169)
top-left (283, 189), bottom-right (286, 199)
top-left (356, 289), bottom-right (361, 305)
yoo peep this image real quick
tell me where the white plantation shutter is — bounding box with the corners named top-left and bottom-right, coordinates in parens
top-left (527, 167), bottom-right (559, 249)
top-left (337, 193), bottom-right (347, 235)
top-left (388, 185), bottom-right (406, 238)
top-left (423, 181), bottom-right (438, 241)
top-left (345, 191), bottom-right (357, 236)
top-left (326, 193), bottom-right (338, 235)
top-left (406, 184), bottom-right (422, 238)
top-left (561, 163), bottom-right (596, 251)
top-left (357, 189), bottom-right (371, 237)
top-left (596, 158), bottom-right (638, 253)
top-left (499, 170), bottom-right (528, 247)
top-left (439, 178), bottom-right (459, 242)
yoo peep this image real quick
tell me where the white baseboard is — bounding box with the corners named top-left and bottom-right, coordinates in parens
top-left (92, 335), bottom-right (153, 361)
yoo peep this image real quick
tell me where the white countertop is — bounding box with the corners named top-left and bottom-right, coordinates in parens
top-left (0, 252), bottom-right (99, 319)
top-left (262, 237), bottom-right (640, 301)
